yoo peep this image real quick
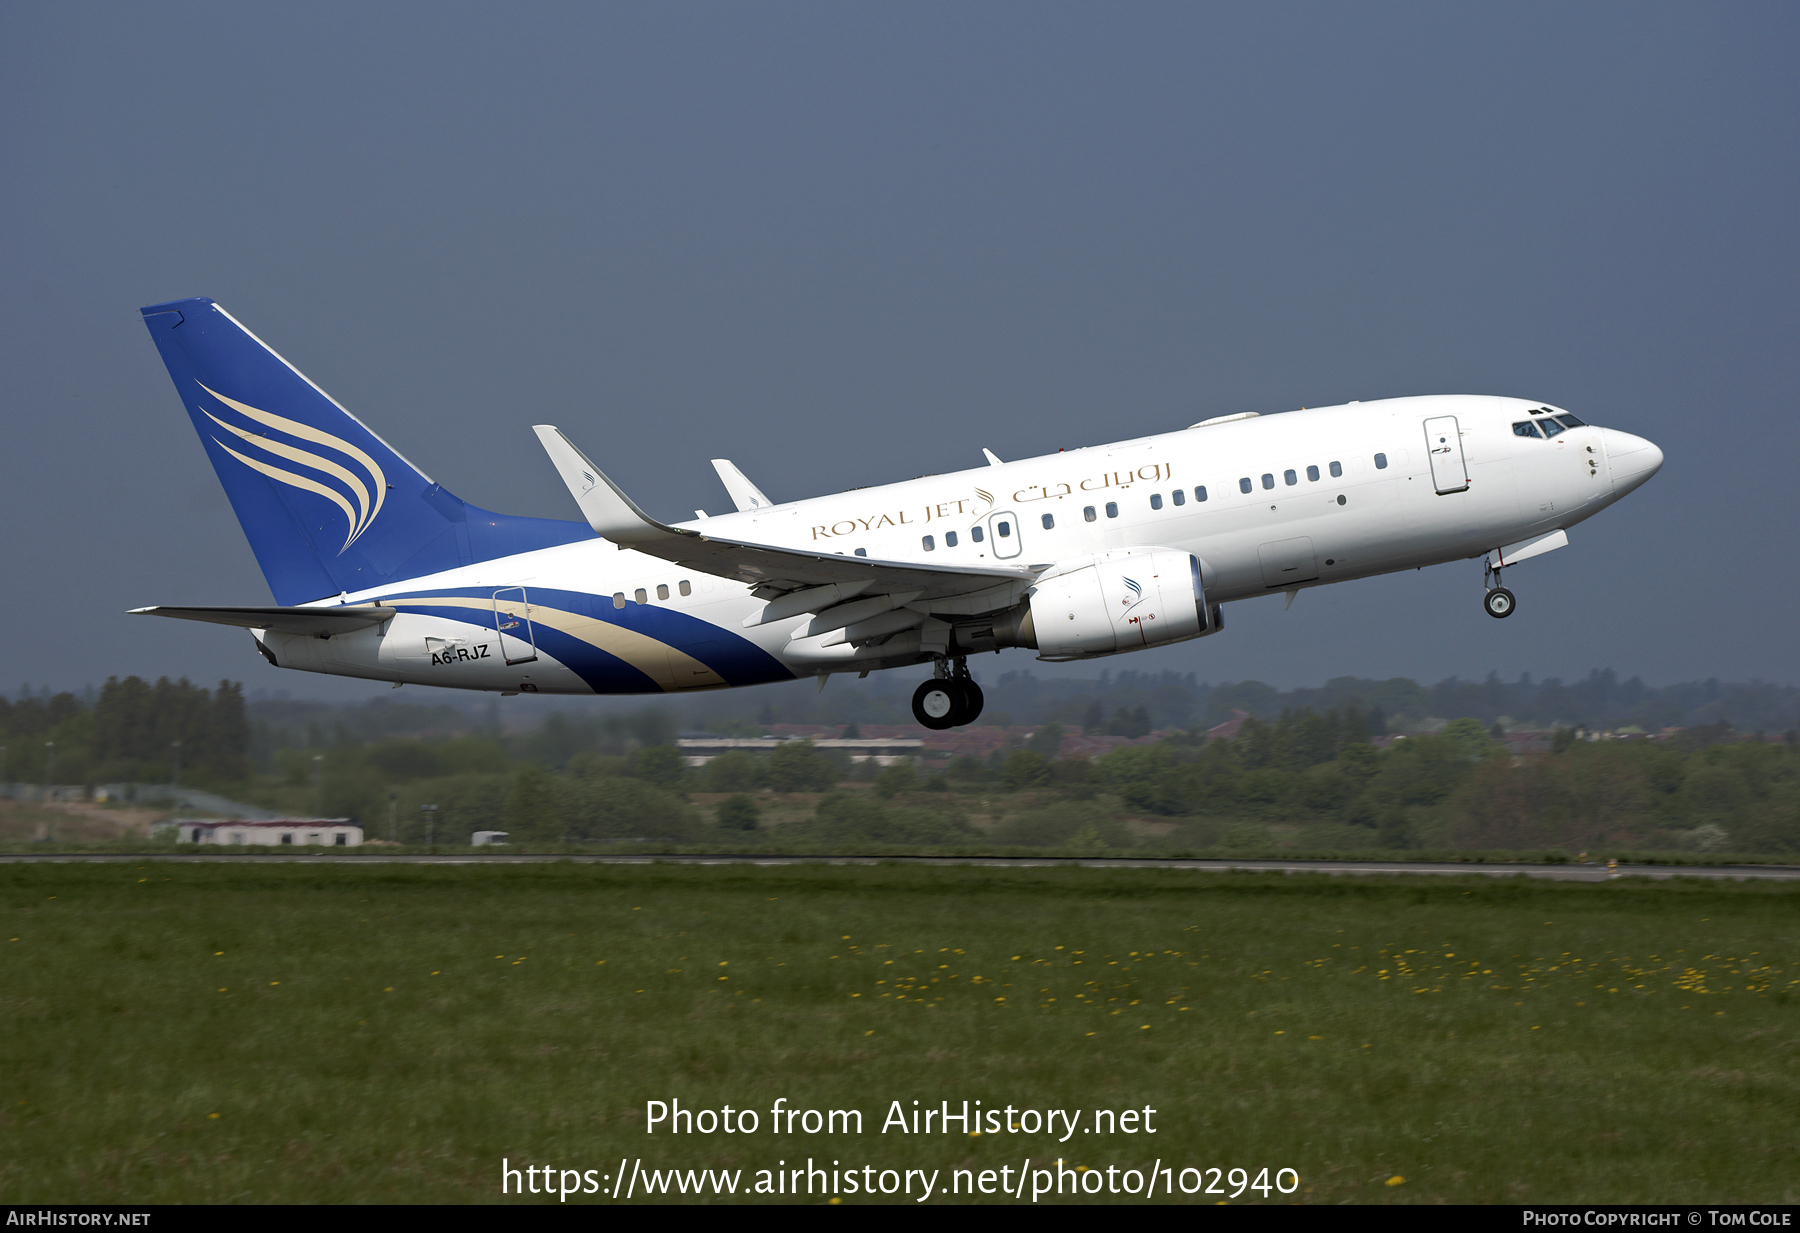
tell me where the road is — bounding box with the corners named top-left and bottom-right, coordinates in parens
top-left (2, 853), bottom-right (1796, 881)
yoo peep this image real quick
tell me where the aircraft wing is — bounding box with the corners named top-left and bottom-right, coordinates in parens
top-left (534, 426), bottom-right (1035, 605)
top-left (130, 605), bottom-right (397, 635)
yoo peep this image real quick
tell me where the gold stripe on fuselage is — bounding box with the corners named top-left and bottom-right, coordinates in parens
top-left (381, 596), bottom-right (727, 692)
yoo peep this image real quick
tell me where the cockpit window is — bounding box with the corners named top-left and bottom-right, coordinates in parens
top-left (1554, 414), bottom-right (1586, 429)
top-left (1539, 419), bottom-right (1566, 439)
top-left (1512, 421), bottom-right (1543, 439)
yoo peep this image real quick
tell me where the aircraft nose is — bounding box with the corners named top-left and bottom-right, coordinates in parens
top-left (1603, 429), bottom-right (1663, 496)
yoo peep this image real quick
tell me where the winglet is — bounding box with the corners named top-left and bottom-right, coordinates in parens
top-left (711, 459), bottom-right (774, 511)
top-left (532, 425), bottom-right (697, 546)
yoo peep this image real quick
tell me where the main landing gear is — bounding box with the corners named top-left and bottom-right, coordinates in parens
top-left (1482, 557), bottom-right (1516, 619)
top-left (911, 658), bottom-right (985, 730)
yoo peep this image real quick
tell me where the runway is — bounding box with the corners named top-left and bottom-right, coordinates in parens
top-left (2, 853), bottom-right (1797, 881)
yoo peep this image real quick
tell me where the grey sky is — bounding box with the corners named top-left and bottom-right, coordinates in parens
top-left (3, 2), bottom-right (1795, 699)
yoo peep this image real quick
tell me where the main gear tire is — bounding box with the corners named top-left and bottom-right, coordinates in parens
top-left (957, 678), bottom-right (985, 725)
top-left (1483, 587), bottom-right (1516, 619)
top-left (912, 679), bottom-right (962, 730)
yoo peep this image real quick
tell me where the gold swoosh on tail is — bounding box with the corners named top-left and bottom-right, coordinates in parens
top-left (215, 439), bottom-right (361, 552)
top-left (203, 409), bottom-right (372, 541)
top-left (199, 383), bottom-right (387, 545)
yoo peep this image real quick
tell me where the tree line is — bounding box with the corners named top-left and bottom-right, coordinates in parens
top-left (0, 678), bottom-right (249, 784)
top-left (259, 703), bottom-right (1798, 856)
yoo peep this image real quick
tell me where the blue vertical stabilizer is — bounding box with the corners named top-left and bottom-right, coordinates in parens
top-left (139, 299), bottom-right (594, 605)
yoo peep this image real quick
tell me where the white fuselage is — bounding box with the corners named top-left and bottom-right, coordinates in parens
top-left (258, 395), bottom-right (1661, 694)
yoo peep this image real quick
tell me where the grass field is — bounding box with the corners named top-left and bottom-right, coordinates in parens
top-left (2, 862), bottom-right (1795, 1204)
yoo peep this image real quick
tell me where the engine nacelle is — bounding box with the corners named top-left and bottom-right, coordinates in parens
top-left (1025, 547), bottom-right (1217, 661)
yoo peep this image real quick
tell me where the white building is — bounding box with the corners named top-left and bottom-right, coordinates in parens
top-left (180, 820), bottom-right (362, 847)
top-left (676, 737), bottom-right (923, 768)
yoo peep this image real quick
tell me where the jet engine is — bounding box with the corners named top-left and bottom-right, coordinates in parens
top-left (952, 546), bottom-right (1221, 661)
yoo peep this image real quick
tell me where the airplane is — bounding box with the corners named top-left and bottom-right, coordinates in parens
top-left (131, 297), bottom-right (1663, 730)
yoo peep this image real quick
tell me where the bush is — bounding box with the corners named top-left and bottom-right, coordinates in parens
top-left (704, 750), bottom-right (763, 793)
top-left (990, 799), bottom-right (1127, 848)
top-left (768, 740), bottom-right (839, 792)
top-left (1002, 749), bottom-right (1052, 791)
top-left (1218, 822), bottom-right (1274, 851)
top-left (716, 794), bottom-right (761, 832)
top-left (557, 775), bottom-right (701, 842)
top-left (873, 760), bottom-right (917, 798)
top-left (947, 755), bottom-right (990, 783)
top-left (794, 794), bottom-right (975, 845)
top-left (633, 744), bottom-right (687, 789)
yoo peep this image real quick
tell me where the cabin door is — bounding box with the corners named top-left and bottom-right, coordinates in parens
top-left (492, 587), bottom-right (538, 666)
top-left (1423, 416), bottom-right (1470, 494)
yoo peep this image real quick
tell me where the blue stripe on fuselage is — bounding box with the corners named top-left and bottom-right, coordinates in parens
top-left (370, 586), bottom-right (795, 693)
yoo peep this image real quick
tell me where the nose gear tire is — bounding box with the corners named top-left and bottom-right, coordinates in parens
top-left (1483, 587), bottom-right (1516, 619)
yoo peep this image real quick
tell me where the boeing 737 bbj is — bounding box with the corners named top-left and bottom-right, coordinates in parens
top-left (132, 298), bottom-right (1663, 729)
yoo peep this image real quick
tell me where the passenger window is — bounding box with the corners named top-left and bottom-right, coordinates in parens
top-left (1374, 453), bottom-right (1388, 470)
top-left (1171, 489), bottom-right (1186, 507)
top-left (854, 548), bottom-right (868, 557)
top-left (1284, 469), bottom-right (1297, 486)
top-left (1150, 493), bottom-right (1163, 510)
top-left (1083, 506), bottom-right (1097, 522)
top-left (1104, 502), bottom-right (1118, 519)
top-left (678, 580), bottom-right (691, 596)
top-left (922, 535), bottom-right (935, 551)
top-left (612, 592), bottom-right (626, 609)
top-left (1196, 486), bottom-right (1208, 502)
top-left (1513, 421), bottom-right (1543, 439)
top-left (1329, 461), bottom-right (1342, 478)
top-left (1238, 478), bottom-right (1252, 494)
top-left (1261, 473), bottom-right (1274, 490)
top-left (1306, 465), bottom-right (1319, 482)
top-left (997, 521), bottom-right (1011, 537)
top-left (945, 531), bottom-right (958, 547)
top-left (972, 526), bottom-right (985, 542)
top-left (634, 588), bottom-right (647, 604)
top-left (656, 584), bottom-right (670, 600)
top-left (1539, 419), bottom-right (1566, 439)
top-left (1554, 414), bottom-right (1587, 428)
top-left (1041, 513), bottom-right (1054, 530)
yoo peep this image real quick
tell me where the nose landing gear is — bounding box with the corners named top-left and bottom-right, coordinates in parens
top-left (911, 657), bottom-right (986, 729)
top-left (1482, 557), bottom-right (1516, 619)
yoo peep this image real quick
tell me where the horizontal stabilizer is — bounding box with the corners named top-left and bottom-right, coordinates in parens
top-left (130, 605), bottom-right (396, 636)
